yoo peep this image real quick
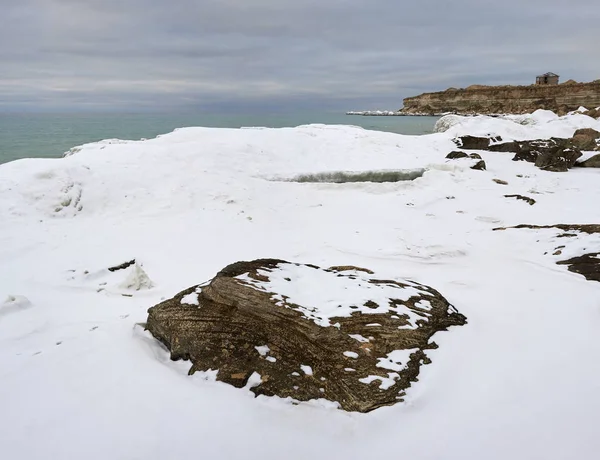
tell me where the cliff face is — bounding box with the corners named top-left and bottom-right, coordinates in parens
top-left (401, 82), bottom-right (600, 115)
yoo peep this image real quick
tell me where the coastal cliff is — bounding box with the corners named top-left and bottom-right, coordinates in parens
top-left (401, 81), bottom-right (600, 115)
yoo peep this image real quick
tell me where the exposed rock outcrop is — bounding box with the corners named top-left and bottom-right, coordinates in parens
top-left (401, 82), bottom-right (600, 115)
top-left (145, 259), bottom-right (466, 412)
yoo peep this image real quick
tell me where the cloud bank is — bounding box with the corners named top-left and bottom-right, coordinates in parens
top-left (1, 0), bottom-right (598, 112)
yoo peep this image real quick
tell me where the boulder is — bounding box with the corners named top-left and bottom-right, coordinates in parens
top-left (511, 138), bottom-right (575, 165)
top-left (534, 147), bottom-right (582, 172)
top-left (571, 128), bottom-right (600, 151)
top-left (453, 136), bottom-right (490, 150)
top-left (584, 108), bottom-right (600, 119)
top-left (446, 151), bottom-right (469, 159)
top-left (469, 153), bottom-right (482, 159)
top-left (488, 142), bottom-right (519, 153)
top-left (578, 153), bottom-right (600, 168)
top-left (145, 259), bottom-right (466, 412)
top-left (471, 160), bottom-right (486, 170)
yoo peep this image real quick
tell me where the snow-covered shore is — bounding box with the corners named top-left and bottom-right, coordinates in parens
top-left (1, 110), bottom-right (600, 459)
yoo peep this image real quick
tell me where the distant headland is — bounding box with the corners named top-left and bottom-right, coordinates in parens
top-left (348, 74), bottom-right (600, 117)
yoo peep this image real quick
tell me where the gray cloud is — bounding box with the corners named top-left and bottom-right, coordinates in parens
top-left (1, 0), bottom-right (599, 112)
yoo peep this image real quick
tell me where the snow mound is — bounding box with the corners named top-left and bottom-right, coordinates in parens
top-left (67, 260), bottom-right (154, 295)
top-left (0, 295), bottom-right (32, 317)
top-left (437, 109), bottom-right (600, 141)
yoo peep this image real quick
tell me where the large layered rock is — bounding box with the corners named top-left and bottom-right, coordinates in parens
top-left (145, 259), bottom-right (467, 412)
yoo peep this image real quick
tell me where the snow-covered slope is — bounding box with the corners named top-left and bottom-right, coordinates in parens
top-left (1, 111), bottom-right (600, 459)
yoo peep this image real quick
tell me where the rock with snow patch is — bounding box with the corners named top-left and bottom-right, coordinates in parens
top-left (145, 259), bottom-right (466, 412)
top-left (453, 136), bottom-right (490, 150)
top-left (534, 146), bottom-right (582, 172)
top-left (471, 160), bottom-right (487, 170)
top-left (571, 128), bottom-right (600, 151)
top-left (578, 153), bottom-right (600, 168)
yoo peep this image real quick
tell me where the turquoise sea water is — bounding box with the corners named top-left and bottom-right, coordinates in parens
top-left (0, 113), bottom-right (439, 165)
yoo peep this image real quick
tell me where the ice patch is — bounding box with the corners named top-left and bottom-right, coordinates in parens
top-left (376, 349), bottom-right (418, 372)
top-left (343, 351), bottom-right (359, 359)
top-left (359, 373), bottom-right (400, 390)
top-left (348, 334), bottom-right (370, 343)
top-left (181, 292), bottom-right (199, 305)
top-left (255, 345), bottom-right (270, 356)
top-left (300, 365), bottom-right (313, 376)
top-left (245, 372), bottom-right (262, 390)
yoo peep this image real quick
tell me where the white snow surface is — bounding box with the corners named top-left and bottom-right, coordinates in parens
top-left (237, 264), bottom-right (428, 327)
top-left (1, 115), bottom-right (600, 459)
top-left (376, 349), bottom-right (418, 371)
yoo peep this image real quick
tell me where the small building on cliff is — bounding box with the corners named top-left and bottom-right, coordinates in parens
top-left (536, 72), bottom-right (559, 85)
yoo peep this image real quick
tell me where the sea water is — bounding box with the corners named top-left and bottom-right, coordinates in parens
top-left (0, 112), bottom-right (439, 165)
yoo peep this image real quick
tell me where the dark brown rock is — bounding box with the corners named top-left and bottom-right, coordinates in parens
top-left (504, 194), bottom-right (536, 205)
top-left (584, 108), bottom-right (600, 119)
top-left (145, 259), bottom-right (466, 412)
top-left (578, 153), bottom-right (600, 168)
top-left (493, 178), bottom-right (508, 185)
top-left (512, 138), bottom-right (573, 164)
top-left (571, 128), bottom-right (600, 151)
top-left (108, 259), bottom-right (136, 272)
top-left (557, 253), bottom-right (600, 282)
top-left (453, 136), bottom-right (490, 150)
top-left (488, 142), bottom-right (519, 152)
top-left (469, 153), bottom-right (482, 159)
top-left (446, 151), bottom-right (469, 159)
top-left (534, 147), bottom-right (582, 172)
top-left (471, 160), bottom-right (486, 170)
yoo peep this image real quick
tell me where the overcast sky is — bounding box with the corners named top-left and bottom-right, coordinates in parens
top-left (1, 0), bottom-right (599, 112)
